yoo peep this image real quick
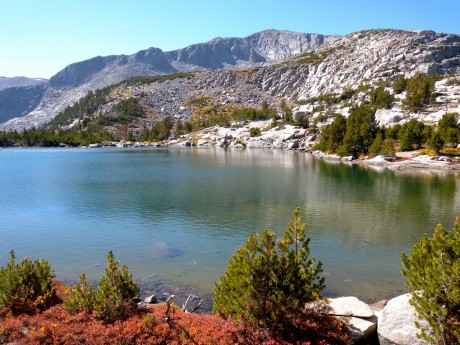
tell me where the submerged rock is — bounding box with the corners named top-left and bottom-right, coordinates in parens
top-left (148, 240), bottom-right (184, 260)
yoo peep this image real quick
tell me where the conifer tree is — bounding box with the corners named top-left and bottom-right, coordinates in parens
top-left (401, 219), bottom-right (460, 344)
top-left (64, 251), bottom-right (139, 322)
top-left (438, 113), bottom-right (460, 148)
top-left (341, 104), bottom-right (377, 156)
top-left (0, 250), bottom-right (56, 315)
top-left (63, 273), bottom-right (95, 313)
top-left (213, 209), bottom-right (324, 329)
top-left (94, 251), bottom-right (139, 322)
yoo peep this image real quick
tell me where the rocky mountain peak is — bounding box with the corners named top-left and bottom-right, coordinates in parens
top-left (0, 28), bottom-right (459, 132)
top-left (245, 29), bottom-right (333, 60)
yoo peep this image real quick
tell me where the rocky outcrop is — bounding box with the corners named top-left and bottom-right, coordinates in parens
top-left (166, 30), bottom-right (332, 71)
top-left (378, 294), bottom-right (430, 345)
top-left (171, 120), bottom-right (311, 151)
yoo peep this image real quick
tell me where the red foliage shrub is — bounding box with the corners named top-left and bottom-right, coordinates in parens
top-left (0, 282), bottom-right (348, 344)
top-left (0, 304), bottom-right (268, 344)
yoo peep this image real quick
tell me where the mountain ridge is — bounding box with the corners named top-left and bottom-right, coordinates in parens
top-left (1, 28), bottom-right (460, 131)
top-left (0, 29), bottom-right (333, 130)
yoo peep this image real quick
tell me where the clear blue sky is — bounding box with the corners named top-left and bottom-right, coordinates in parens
top-left (1, 0), bottom-right (459, 78)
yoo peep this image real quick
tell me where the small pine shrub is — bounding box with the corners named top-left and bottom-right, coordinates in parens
top-left (63, 273), bottom-right (95, 314)
top-left (214, 209), bottom-right (325, 329)
top-left (401, 219), bottom-right (460, 344)
top-left (64, 251), bottom-right (139, 322)
top-left (0, 250), bottom-right (57, 315)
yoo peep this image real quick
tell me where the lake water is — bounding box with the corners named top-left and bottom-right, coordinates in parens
top-left (1, 147), bottom-right (459, 305)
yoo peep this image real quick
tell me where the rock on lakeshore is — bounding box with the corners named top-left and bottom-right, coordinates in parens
top-left (305, 294), bottom-right (433, 345)
top-left (307, 296), bottom-right (378, 344)
top-left (326, 297), bottom-right (378, 345)
top-left (378, 294), bottom-right (430, 345)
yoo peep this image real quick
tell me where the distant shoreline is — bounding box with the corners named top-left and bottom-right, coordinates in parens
top-left (7, 140), bottom-right (460, 175)
top-left (3, 143), bottom-right (460, 174)
top-left (312, 150), bottom-right (460, 173)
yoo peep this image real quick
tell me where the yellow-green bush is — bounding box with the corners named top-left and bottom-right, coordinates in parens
top-left (0, 250), bottom-right (57, 315)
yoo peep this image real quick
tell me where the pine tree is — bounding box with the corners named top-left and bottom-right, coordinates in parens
top-left (63, 273), bottom-right (95, 313)
top-left (94, 251), bottom-right (139, 322)
top-left (64, 251), bottom-right (139, 322)
top-left (401, 219), bottom-right (460, 344)
top-left (438, 113), bottom-right (460, 148)
top-left (341, 105), bottom-right (377, 156)
top-left (213, 209), bottom-right (324, 329)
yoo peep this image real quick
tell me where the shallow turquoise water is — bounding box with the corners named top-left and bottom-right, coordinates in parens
top-left (1, 147), bottom-right (459, 302)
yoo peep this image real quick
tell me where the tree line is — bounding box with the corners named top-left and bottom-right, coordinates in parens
top-left (316, 107), bottom-right (460, 157)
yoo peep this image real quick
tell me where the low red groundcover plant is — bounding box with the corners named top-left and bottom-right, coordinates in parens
top-left (0, 281), bottom-right (348, 345)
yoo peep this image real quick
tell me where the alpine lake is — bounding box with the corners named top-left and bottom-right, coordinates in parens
top-left (1, 147), bottom-right (459, 310)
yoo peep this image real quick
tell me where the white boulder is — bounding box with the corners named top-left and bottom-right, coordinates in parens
top-left (328, 296), bottom-right (375, 318)
top-left (378, 293), bottom-right (430, 345)
top-left (375, 108), bottom-right (403, 127)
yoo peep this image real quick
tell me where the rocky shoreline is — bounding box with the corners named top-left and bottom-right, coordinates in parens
top-left (5, 118), bottom-right (460, 175)
top-left (312, 149), bottom-right (460, 173)
top-left (100, 118), bottom-right (460, 174)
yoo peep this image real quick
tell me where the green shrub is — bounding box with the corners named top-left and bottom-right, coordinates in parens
top-left (314, 114), bottom-right (327, 124)
top-left (371, 86), bottom-right (394, 109)
top-left (94, 251), bottom-right (139, 322)
top-left (401, 220), bottom-right (460, 344)
top-left (113, 98), bottom-right (145, 117)
top-left (369, 132), bottom-right (384, 154)
top-left (213, 209), bottom-right (324, 330)
top-left (295, 115), bottom-right (310, 129)
top-left (142, 314), bottom-right (157, 329)
top-left (292, 51), bottom-right (325, 66)
top-left (398, 119), bottom-right (427, 151)
top-left (64, 251), bottom-right (139, 322)
top-left (342, 105), bottom-right (377, 156)
top-left (63, 273), bottom-right (95, 314)
top-left (249, 127), bottom-right (261, 137)
top-left (184, 96), bottom-right (214, 108)
top-left (380, 139), bottom-right (396, 155)
top-left (393, 75), bottom-right (408, 94)
top-left (0, 250), bottom-right (56, 315)
top-left (318, 114), bottom-right (347, 153)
